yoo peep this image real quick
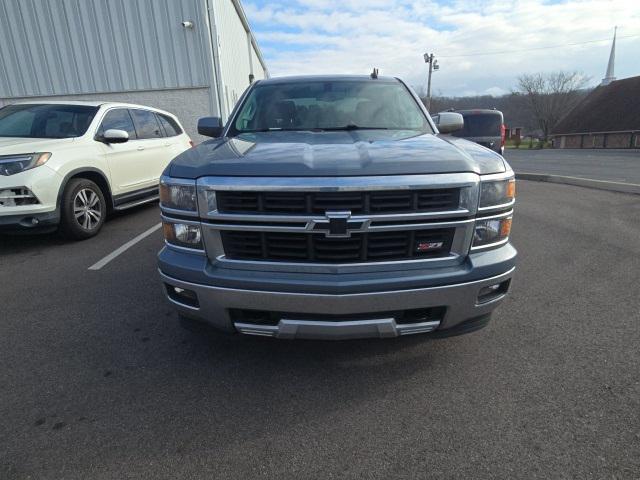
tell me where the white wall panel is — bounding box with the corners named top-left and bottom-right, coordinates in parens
top-left (212, 0), bottom-right (253, 117)
top-left (0, 0), bottom-right (211, 98)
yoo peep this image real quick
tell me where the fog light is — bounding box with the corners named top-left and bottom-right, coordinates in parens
top-left (165, 284), bottom-right (199, 308)
top-left (18, 216), bottom-right (40, 228)
top-left (477, 280), bottom-right (510, 304)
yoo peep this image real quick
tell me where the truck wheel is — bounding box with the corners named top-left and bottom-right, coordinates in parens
top-left (59, 178), bottom-right (106, 240)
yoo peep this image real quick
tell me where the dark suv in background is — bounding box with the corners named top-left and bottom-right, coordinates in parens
top-left (449, 109), bottom-right (505, 155)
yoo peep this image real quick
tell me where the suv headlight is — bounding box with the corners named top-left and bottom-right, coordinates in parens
top-left (479, 176), bottom-right (515, 209)
top-left (159, 176), bottom-right (197, 212)
top-left (0, 153), bottom-right (51, 176)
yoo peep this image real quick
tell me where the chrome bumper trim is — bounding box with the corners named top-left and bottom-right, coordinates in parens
top-left (196, 173), bottom-right (480, 192)
top-left (234, 318), bottom-right (441, 340)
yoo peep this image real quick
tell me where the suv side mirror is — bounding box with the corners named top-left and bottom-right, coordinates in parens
top-left (102, 129), bottom-right (129, 143)
top-left (434, 112), bottom-right (464, 134)
top-left (198, 117), bottom-right (223, 138)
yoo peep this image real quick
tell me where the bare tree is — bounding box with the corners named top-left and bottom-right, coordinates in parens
top-left (516, 71), bottom-right (590, 143)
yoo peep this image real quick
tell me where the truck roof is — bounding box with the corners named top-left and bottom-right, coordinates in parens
top-left (455, 109), bottom-right (503, 115)
top-left (258, 75), bottom-right (399, 85)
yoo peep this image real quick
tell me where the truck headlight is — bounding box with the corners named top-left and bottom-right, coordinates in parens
top-left (479, 177), bottom-right (515, 208)
top-left (472, 215), bottom-right (512, 249)
top-left (163, 221), bottom-right (203, 250)
top-left (0, 153), bottom-right (51, 176)
top-left (159, 177), bottom-right (197, 212)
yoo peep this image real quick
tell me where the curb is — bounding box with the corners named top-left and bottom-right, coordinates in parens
top-left (515, 172), bottom-right (640, 196)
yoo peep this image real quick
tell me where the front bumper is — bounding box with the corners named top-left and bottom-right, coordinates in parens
top-left (0, 165), bottom-right (62, 231)
top-left (0, 209), bottom-right (60, 231)
top-left (159, 244), bottom-right (516, 340)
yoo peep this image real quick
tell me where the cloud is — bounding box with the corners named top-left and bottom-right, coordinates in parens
top-left (484, 86), bottom-right (509, 97)
top-left (246, 0), bottom-right (640, 97)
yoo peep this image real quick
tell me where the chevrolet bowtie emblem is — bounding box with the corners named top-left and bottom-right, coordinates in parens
top-left (310, 211), bottom-right (368, 238)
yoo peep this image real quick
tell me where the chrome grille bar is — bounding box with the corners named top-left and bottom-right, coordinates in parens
top-left (196, 174), bottom-right (481, 272)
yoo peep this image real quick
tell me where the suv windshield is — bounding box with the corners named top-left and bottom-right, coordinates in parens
top-left (453, 113), bottom-right (502, 137)
top-left (230, 80), bottom-right (431, 135)
top-left (0, 104), bottom-right (99, 139)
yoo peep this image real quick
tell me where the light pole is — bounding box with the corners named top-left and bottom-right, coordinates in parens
top-left (423, 53), bottom-right (439, 111)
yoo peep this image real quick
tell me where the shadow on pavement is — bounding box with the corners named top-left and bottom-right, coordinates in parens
top-left (0, 202), bottom-right (160, 256)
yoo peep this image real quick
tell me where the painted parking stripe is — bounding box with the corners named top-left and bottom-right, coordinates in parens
top-left (88, 223), bottom-right (162, 270)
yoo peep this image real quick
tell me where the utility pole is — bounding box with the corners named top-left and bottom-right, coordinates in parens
top-left (423, 52), bottom-right (439, 111)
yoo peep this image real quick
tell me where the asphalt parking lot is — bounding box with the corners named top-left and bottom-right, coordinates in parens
top-left (1, 180), bottom-right (639, 479)
top-left (505, 148), bottom-right (640, 184)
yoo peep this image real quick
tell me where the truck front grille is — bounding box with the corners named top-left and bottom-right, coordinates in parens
top-left (217, 189), bottom-right (460, 215)
top-left (196, 174), bottom-right (480, 269)
top-left (221, 228), bottom-right (455, 263)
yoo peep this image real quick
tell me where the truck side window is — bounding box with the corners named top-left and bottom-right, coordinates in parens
top-left (236, 97), bottom-right (257, 130)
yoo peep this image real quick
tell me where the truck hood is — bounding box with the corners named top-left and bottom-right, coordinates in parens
top-left (168, 130), bottom-right (506, 178)
top-left (0, 137), bottom-right (75, 154)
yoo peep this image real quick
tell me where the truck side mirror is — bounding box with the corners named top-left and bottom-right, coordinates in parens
top-left (198, 117), bottom-right (224, 138)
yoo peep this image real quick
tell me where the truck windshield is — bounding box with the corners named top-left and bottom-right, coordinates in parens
top-left (453, 113), bottom-right (502, 137)
top-left (0, 104), bottom-right (99, 139)
top-left (230, 80), bottom-right (431, 135)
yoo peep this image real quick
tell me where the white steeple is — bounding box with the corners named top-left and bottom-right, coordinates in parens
top-left (601, 27), bottom-right (617, 86)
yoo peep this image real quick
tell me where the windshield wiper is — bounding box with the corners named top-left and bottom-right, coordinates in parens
top-left (241, 125), bottom-right (394, 133)
top-left (241, 127), bottom-right (321, 133)
top-left (317, 124), bottom-right (390, 131)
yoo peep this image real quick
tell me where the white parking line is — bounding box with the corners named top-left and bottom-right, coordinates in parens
top-left (88, 223), bottom-right (162, 270)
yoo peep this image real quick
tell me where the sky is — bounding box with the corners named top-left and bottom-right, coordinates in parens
top-left (243, 0), bottom-right (640, 97)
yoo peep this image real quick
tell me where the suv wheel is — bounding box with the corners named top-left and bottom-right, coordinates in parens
top-left (60, 179), bottom-right (106, 240)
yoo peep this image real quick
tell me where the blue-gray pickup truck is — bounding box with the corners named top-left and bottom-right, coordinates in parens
top-left (158, 75), bottom-right (517, 340)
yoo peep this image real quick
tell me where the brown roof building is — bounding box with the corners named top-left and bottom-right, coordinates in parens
top-left (552, 75), bottom-right (640, 149)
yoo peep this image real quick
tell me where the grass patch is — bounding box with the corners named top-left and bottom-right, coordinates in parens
top-left (505, 138), bottom-right (552, 149)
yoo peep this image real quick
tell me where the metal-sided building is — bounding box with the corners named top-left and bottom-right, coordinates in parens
top-left (0, 0), bottom-right (268, 140)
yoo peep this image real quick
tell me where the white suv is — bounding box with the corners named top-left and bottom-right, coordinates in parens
top-left (0, 101), bottom-right (191, 239)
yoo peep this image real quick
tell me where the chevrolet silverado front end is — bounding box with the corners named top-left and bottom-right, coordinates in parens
top-left (158, 75), bottom-right (516, 340)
